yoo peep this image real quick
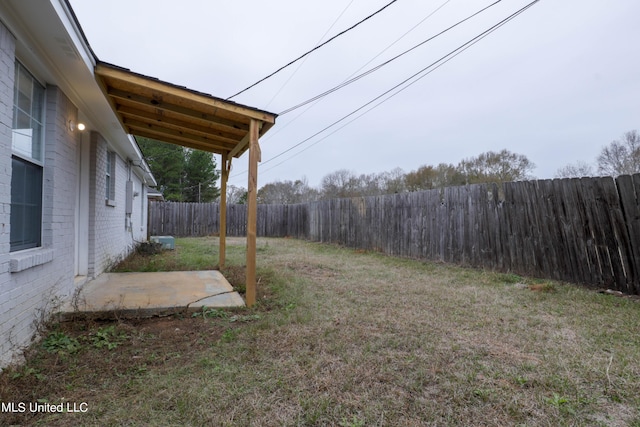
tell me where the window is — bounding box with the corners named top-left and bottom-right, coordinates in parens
top-left (105, 150), bottom-right (116, 205)
top-left (10, 62), bottom-right (44, 252)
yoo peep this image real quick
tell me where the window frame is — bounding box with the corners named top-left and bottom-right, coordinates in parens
top-left (10, 61), bottom-right (45, 253)
top-left (105, 150), bottom-right (116, 206)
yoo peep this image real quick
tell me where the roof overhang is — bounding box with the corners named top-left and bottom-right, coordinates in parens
top-left (94, 61), bottom-right (277, 158)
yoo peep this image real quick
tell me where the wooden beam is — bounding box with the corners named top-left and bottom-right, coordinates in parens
top-left (228, 131), bottom-right (251, 159)
top-left (129, 129), bottom-right (233, 154)
top-left (95, 63), bottom-right (276, 124)
top-left (121, 115), bottom-right (241, 147)
top-left (229, 120), bottom-right (264, 159)
top-left (117, 105), bottom-right (246, 143)
top-left (219, 152), bottom-right (230, 269)
top-left (245, 119), bottom-right (261, 307)
top-left (124, 121), bottom-right (237, 152)
top-left (107, 87), bottom-right (251, 132)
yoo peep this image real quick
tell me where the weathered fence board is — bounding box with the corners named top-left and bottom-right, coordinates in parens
top-left (148, 174), bottom-right (640, 295)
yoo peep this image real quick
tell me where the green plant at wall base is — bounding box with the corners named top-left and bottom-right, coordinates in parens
top-left (10, 366), bottom-right (45, 381)
top-left (90, 325), bottom-right (127, 350)
top-left (42, 332), bottom-right (81, 355)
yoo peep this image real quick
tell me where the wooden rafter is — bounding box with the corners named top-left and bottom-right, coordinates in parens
top-left (94, 61), bottom-right (276, 157)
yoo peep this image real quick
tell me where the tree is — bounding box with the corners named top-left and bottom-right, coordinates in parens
top-left (404, 163), bottom-right (464, 191)
top-left (227, 185), bottom-right (247, 204)
top-left (258, 178), bottom-right (317, 204)
top-left (137, 137), bottom-right (220, 201)
top-left (380, 167), bottom-right (406, 194)
top-left (355, 173), bottom-right (385, 196)
top-left (405, 165), bottom-right (437, 192)
top-left (137, 137), bottom-right (185, 201)
top-left (434, 163), bottom-right (466, 187)
top-left (597, 130), bottom-right (640, 176)
top-left (320, 169), bottom-right (359, 199)
top-left (555, 161), bottom-right (595, 178)
top-left (457, 149), bottom-right (535, 184)
top-left (183, 149), bottom-right (220, 202)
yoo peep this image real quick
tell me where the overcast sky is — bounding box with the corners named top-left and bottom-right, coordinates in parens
top-left (70, 0), bottom-right (640, 189)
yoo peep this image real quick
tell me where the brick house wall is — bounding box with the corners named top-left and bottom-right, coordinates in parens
top-left (0, 16), bottom-right (150, 367)
top-left (88, 131), bottom-right (146, 276)
top-left (0, 21), bottom-right (80, 365)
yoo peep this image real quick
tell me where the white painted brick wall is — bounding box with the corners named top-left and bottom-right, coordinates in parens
top-left (0, 19), bottom-right (17, 367)
top-left (0, 18), bottom-right (152, 368)
top-left (0, 79), bottom-right (81, 367)
top-left (88, 132), bottom-right (144, 276)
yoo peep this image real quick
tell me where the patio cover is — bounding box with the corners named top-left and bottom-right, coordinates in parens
top-left (94, 61), bottom-right (277, 307)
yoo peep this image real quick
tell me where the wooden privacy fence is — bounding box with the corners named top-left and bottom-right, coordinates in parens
top-left (148, 201), bottom-right (308, 239)
top-left (149, 174), bottom-right (640, 295)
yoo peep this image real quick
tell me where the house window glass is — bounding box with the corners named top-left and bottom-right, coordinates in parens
top-left (10, 61), bottom-right (44, 252)
top-left (11, 157), bottom-right (43, 251)
top-left (105, 151), bottom-right (116, 203)
top-left (13, 62), bottom-right (44, 163)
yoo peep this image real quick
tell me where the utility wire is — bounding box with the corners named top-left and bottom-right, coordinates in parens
top-left (232, 0), bottom-right (541, 179)
top-left (264, 0), bottom-right (356, 109)
top-left (262, 0), bottom-right (452, 142)
top-left (278, 0), bottom-right (502, 116)
top-left (260, 13), bottom-right (518, 176)
top-left (346, 0), bottom-right (452, 80)
top-left (226, 0), bottom-right (400, 100)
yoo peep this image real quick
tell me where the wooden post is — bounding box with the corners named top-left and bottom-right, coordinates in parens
top-left (219, 151), bottom-right (230, 269)
top-left (246, 119), bottom-right (261, 307)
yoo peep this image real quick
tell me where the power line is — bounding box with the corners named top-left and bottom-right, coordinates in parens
top-left (235, 0), bottom-right (541, 179)
top-left (226, 0), bottom-right (401, 100)
top-left (260, 18), bottom-right (517, 176)
top-left (260, 0), bottom-right (453, 142)
top-left (264, 0), bottom-right (356, 109)
top-left (278, 0), bottom-right (503, 116)
top-left (346, 0), bottom-right (453, 81)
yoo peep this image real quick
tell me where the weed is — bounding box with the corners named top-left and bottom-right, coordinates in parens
top-left (10, 366), bottom-right (45, 381)
top-left (198, 357), bottom-right (221, 370)
top-left (192, 307), bottom-right (228, 319)
top-left (219, 329), bottom-right (237, 343)
top-left (515, 375), bottom-right (529, 387)
top-left (135, 241), bottom-right (164, 256)
top-left (127, 364), bottom-right (148, 377)
top-left (499, 273), bottom-right (524, 284)
top-left (339, 415), bottom-right (366, 427)
top-left (90, 325), bottom-right (127, 350)
top-left (546, 393), bottom-right (569, 408)
top-left (32, 288), bottom-right (64, 336)
top-left (473, 388), bottom-right (493, 401)
top-left (42, 331), bottom-right (81, 355)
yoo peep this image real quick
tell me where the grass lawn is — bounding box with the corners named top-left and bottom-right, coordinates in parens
top-left (1, 237), bottom-right (639, 426)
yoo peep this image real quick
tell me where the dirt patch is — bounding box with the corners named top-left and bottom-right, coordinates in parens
top-left (284, 261), bottom-right (341, 279)
top-left (0, 316), bottom-right (229, 426)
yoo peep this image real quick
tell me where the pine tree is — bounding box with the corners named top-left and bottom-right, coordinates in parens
top-left (137, 137), bottom-right (185, 201)
top-left (183, 149), bottom-right (220, 202)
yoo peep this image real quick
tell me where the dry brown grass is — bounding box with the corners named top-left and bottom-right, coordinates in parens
top-left (1, 237), bottom-right (639, 426)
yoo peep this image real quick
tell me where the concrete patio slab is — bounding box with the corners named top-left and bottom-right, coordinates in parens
top-left (60, 270), bottom-right (245, 320)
